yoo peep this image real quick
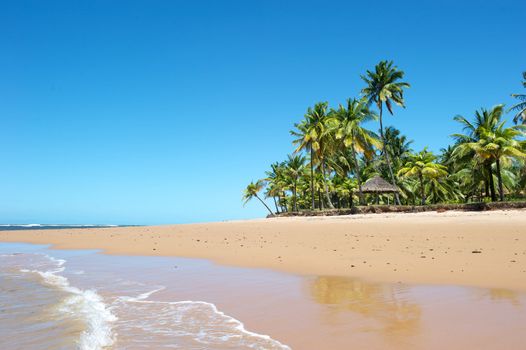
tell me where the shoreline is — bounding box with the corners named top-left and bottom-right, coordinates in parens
top-left (1, 209), bottom-right (526, 291)
top-left (5, 243), bottom-right (525, 350)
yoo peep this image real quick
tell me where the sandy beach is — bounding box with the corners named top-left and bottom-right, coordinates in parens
top-left (4, 242), bottom-right (526, 350)
top-left (3, 210), bottom-right (526, 349)
top-left (2, 210), bottom-right (526, 291)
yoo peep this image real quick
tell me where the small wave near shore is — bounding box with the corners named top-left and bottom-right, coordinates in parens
top-left (115, 287), bottom-right (290, 349)
top-left (0, 250), bottom-right (290, 350)
top-left (1, 253), bottom-right (116, 350)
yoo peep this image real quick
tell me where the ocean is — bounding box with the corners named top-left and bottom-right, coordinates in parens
top-left (2, 242), bottom-right (526, 349)
top-left (0, 243), bottom-right (290, 350)
top-left (0, 224), bottom-right (130, 231)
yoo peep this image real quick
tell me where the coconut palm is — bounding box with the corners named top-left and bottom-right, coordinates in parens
top-left (361, 60), bottom-right (410, 205)
top-left (463, 122), bottom-right (526, 201)
top-left (509, 72), bottom-right (526, 124)
top-left (313, 171), bottom-right (325, 209)
top-left (242, 180), bottom-right (274, 215)
top-left (244, 67), bottom-right (526, 214)
top-left (396, 177), bottom-right (419, 205)
top-left (332, 175), bottom-right (358, 208)
top-left (333, 97), bottom-right (381, 204)
top-left (264, 183), bottom-right (282, 214)
top-left (291, 102), bottom-right (336, 209)
top-left (512, 148), bottom-right (526, 195)
top-left (384, 126), bottom-right (413, 167)
top-left (397, 149), bottom-right (448, 205)
top-left (452, 105), bottom-right (504, 201)
top-left (427, 175), bottom-right (463, 204)
top-left (297, 172), bottom-right (312, 209)
top-left (498, 165), bottom-right (521, 196)
top-left (265, 162), bottom-right (288, 212)
top-left (285, 154), bottom-right (306, 211)
top-left (291, 117), bottom-right (315, 209)
top-left (439, 145), bottom-right (456, 173)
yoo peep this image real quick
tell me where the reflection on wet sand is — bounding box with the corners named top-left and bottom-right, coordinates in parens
top-left (480, 288), bottom-right (522, 307)
top-left (309, 276), bottom-right (421, 340)
top-left (306, 276), bottom-right (526, 350)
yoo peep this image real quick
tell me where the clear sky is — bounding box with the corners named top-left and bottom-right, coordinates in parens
top-left (1, 0), bottom-right (524, 224)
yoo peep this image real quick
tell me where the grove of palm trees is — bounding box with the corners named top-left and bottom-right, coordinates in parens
top-left (244, 61), bottom-right (526, 215)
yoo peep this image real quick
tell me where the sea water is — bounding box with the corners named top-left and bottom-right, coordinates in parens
top-left (3, 242), bottom-right (526, 350)
top-left (0, 224), bottom-right (128, 231)
top-left (0, 244), bottom-right (290, 350)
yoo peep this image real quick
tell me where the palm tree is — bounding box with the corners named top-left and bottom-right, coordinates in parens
top-left (426, 176), bottom-right (463, 204)
top-left (285, 154), bottom-right (306, 211)
top-left (509, 71), bottom-right (526, 124)
top-left (384, 126), bottom-right (413, 167)
top-left (265, 162), bottom-right (288, 212)
top-left (291, 118), bottom-right (315, 209)
top-left (452, 105), bottom-right (503, 201)
top-left (464, 122), bottom-right (526, 201)
top-left (291, 102), bottom-right (335, 209)
top-left (440, 145), bottom-right (456, 174)
top-left (333, 97), bottom-right (381, 204)
top-left (297, 173), bottom-right (312, 209)
top-left (361, 60), bottom-right (410, 205)
top-left (397, 149), bottom-right (448, 205)
top-left (332, 175), bottom-right (357, 208)
top-left (242, 180), bottom-right (274, 215)
top-left (264, 183), bottom-right (282, 214)
top-left (514, 143), bottom-right (526, 195)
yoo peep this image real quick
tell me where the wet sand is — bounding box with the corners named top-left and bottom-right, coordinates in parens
top-left (2, 243), bottom-right (526, 350)
top-left (1, 210), bottom-right (525, 291)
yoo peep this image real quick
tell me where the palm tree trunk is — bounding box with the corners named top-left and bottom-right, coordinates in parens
top-left (318, 188), bottom-right (323, 209)
top-left (310, 147), bottom-right (315, 210)
top-left (273, 197), bottom-right (280, 214)
top-left (378, 103), bottom-right (401, 205)
top-left (495, 158), bottom-right (505, 201)
top-left (419, 174), bottom-right (426, 205)
top-left (321, 159), bottom-right (335, 209)
top-left (255, 194), bottom-right (274, 215)
top-left (349, 192), bottom-right (354, 208)
top-left (293, 182), bottom-right (298, 212)
top-left (351, 145), bottom-right (364, 205)
top-left (280, 192), bottom-right (287, 212)
top-left (487, 162), bottom-right (497, 202)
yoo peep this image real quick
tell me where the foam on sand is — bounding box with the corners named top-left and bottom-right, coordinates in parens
top-left (117, 287), bottom-right (291, 349)
top-left (21, 255), bottom-right (117, 350)
top-left (11, 252), bottom-right (290, 349)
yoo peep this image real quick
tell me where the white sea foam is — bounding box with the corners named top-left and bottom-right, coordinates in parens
top-left (0, 224), bottom-right (42, 227)
top-left (117, 287), bottom-right (291, 350)
top-left (0, 224), bottom-right (119, 228)
top-left (20, 255), bottom-right (117, 350)
top-left (9, 252), bottom-right (290, 349)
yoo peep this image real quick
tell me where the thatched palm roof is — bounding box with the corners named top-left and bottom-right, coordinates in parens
top-left (362, 176), bottom-right (399, 193)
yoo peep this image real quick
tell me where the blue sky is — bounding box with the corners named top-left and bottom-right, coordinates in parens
top-left (1, 0), bottom-right (524, 224)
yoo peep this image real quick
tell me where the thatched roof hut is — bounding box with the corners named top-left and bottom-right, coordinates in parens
top-left (362, 176), bottom-right (399, 193)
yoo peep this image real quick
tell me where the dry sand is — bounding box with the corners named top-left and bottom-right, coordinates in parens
top-left (2, 209), bottom-right (526, 291)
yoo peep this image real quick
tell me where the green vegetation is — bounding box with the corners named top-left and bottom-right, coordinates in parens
top-left (243, 63), bottom-right (526, 214)
top-left (509, 72), bottom-right (526, 124)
